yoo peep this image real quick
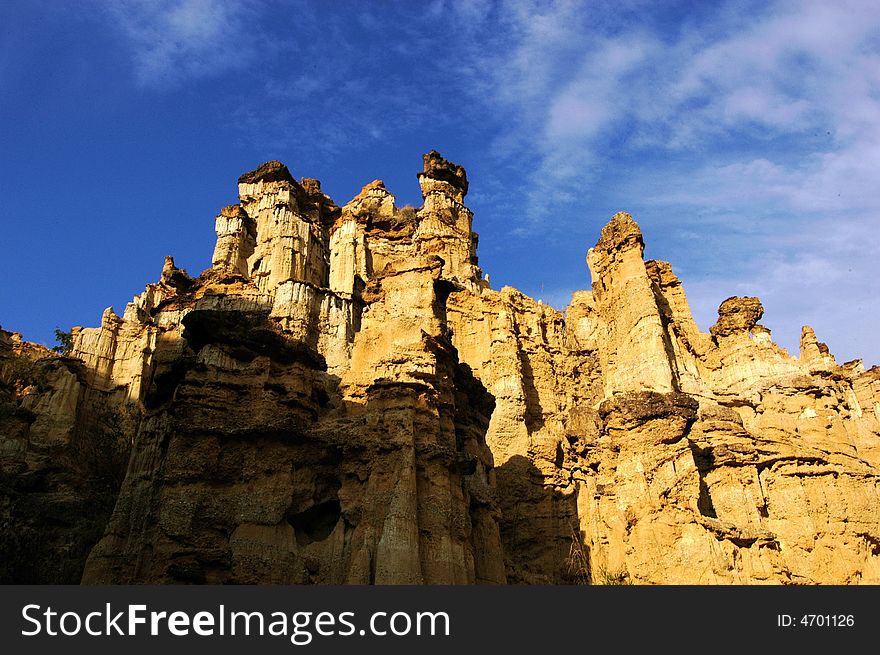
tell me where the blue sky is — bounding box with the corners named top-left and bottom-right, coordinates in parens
top-left (1, 0), bottom-right (878, 365)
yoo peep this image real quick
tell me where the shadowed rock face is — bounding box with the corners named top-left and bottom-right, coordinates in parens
top-left (0, 333), bottom-right (134, 583)
top-left (2, 151), bottom-right (879, 585)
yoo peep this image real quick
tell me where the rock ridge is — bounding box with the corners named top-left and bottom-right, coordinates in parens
top-left (1, 151), bottom-right (878, 585)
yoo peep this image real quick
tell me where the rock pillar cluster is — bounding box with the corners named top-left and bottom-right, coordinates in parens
top-left (1, 151), bottom-right (878, 585)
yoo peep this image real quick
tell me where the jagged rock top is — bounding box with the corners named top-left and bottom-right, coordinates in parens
top-left (801, 326), bottom-right (830, 355)
top-left (300, 178), bottom-right (323, 195)
top-left (342, 180), bottom-right (394, 220)
top-left (419, 149), bottom-right (469, 195)
top-left (237, 160), bottom-right (295, 185)
top-left (594, 211), bottom-right (643, 255)
top-left (356, 179), bottom-right (388, 196)
top-left (710, 296), bottom-right (764, 338)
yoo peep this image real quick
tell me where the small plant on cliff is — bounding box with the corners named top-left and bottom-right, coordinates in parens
top-left (5, 352), bottom-right (49, 392)
top-left (52, 327), bottom-right (73, 355)
top-left (398, 205), bottom-right (418, 222)
top-left (565, 526), bottom-right (592, 584)
top-left (7, 352), bottom-right (36, 385)
top-left (597, 567), bottom-right (633, 585)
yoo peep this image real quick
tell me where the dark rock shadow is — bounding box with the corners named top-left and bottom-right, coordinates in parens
top-left (0, 356), bottom-right (135, 583)
top-left (517, 353), bottom-right (545, 433)
top-left (495, 454), bottom-right (583, 584)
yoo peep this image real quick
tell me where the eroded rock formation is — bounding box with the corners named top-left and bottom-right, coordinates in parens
top-left (1, 151), bottom-right (878, 584)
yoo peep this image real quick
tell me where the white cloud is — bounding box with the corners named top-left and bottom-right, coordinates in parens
top-left (683, 233), bottom-right (879, 365)
top-left (463, 0), bottom-right (880, 363)
top-left (544, 37), bottom-right (654, 142)
top-left (101, 0), bottom-right (255, 86)
top-left (94, 0), bottom-right (879, 362)
top-left (475, 0), bottom-right (880, 189)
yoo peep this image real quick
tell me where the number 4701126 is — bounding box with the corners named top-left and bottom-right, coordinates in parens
top-left (777, 614), bottom-right (854, 627)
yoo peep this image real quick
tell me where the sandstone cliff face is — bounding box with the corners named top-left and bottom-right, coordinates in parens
top-left (74, 154), bottom-right (503, 585)
top-left (0, 330), bottom-right (134, 582)
top-left (1, 152), bottom-right (878, 584)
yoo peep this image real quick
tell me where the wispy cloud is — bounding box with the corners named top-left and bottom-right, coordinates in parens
top-left (471, 0), bottom-right (880, 216)
top-left (682, 212), bottom-right (880, 363)
top-left (456, 0), bottom-right (880, 363)
top-left (90, 0), bottom-right (879, 363)
top-left (215, 4), bottom-right (480, 165)
top-left (100, 0), bottom-right (256, 86)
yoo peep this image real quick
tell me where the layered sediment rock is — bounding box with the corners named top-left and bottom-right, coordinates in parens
top-left (1, 151), bottom-right (878, 585)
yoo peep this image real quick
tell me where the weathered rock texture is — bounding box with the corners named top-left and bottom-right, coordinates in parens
top-left (1, 152), bottom-right (878, 584)
top-left (0, 331), bottom-right (134, 582)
